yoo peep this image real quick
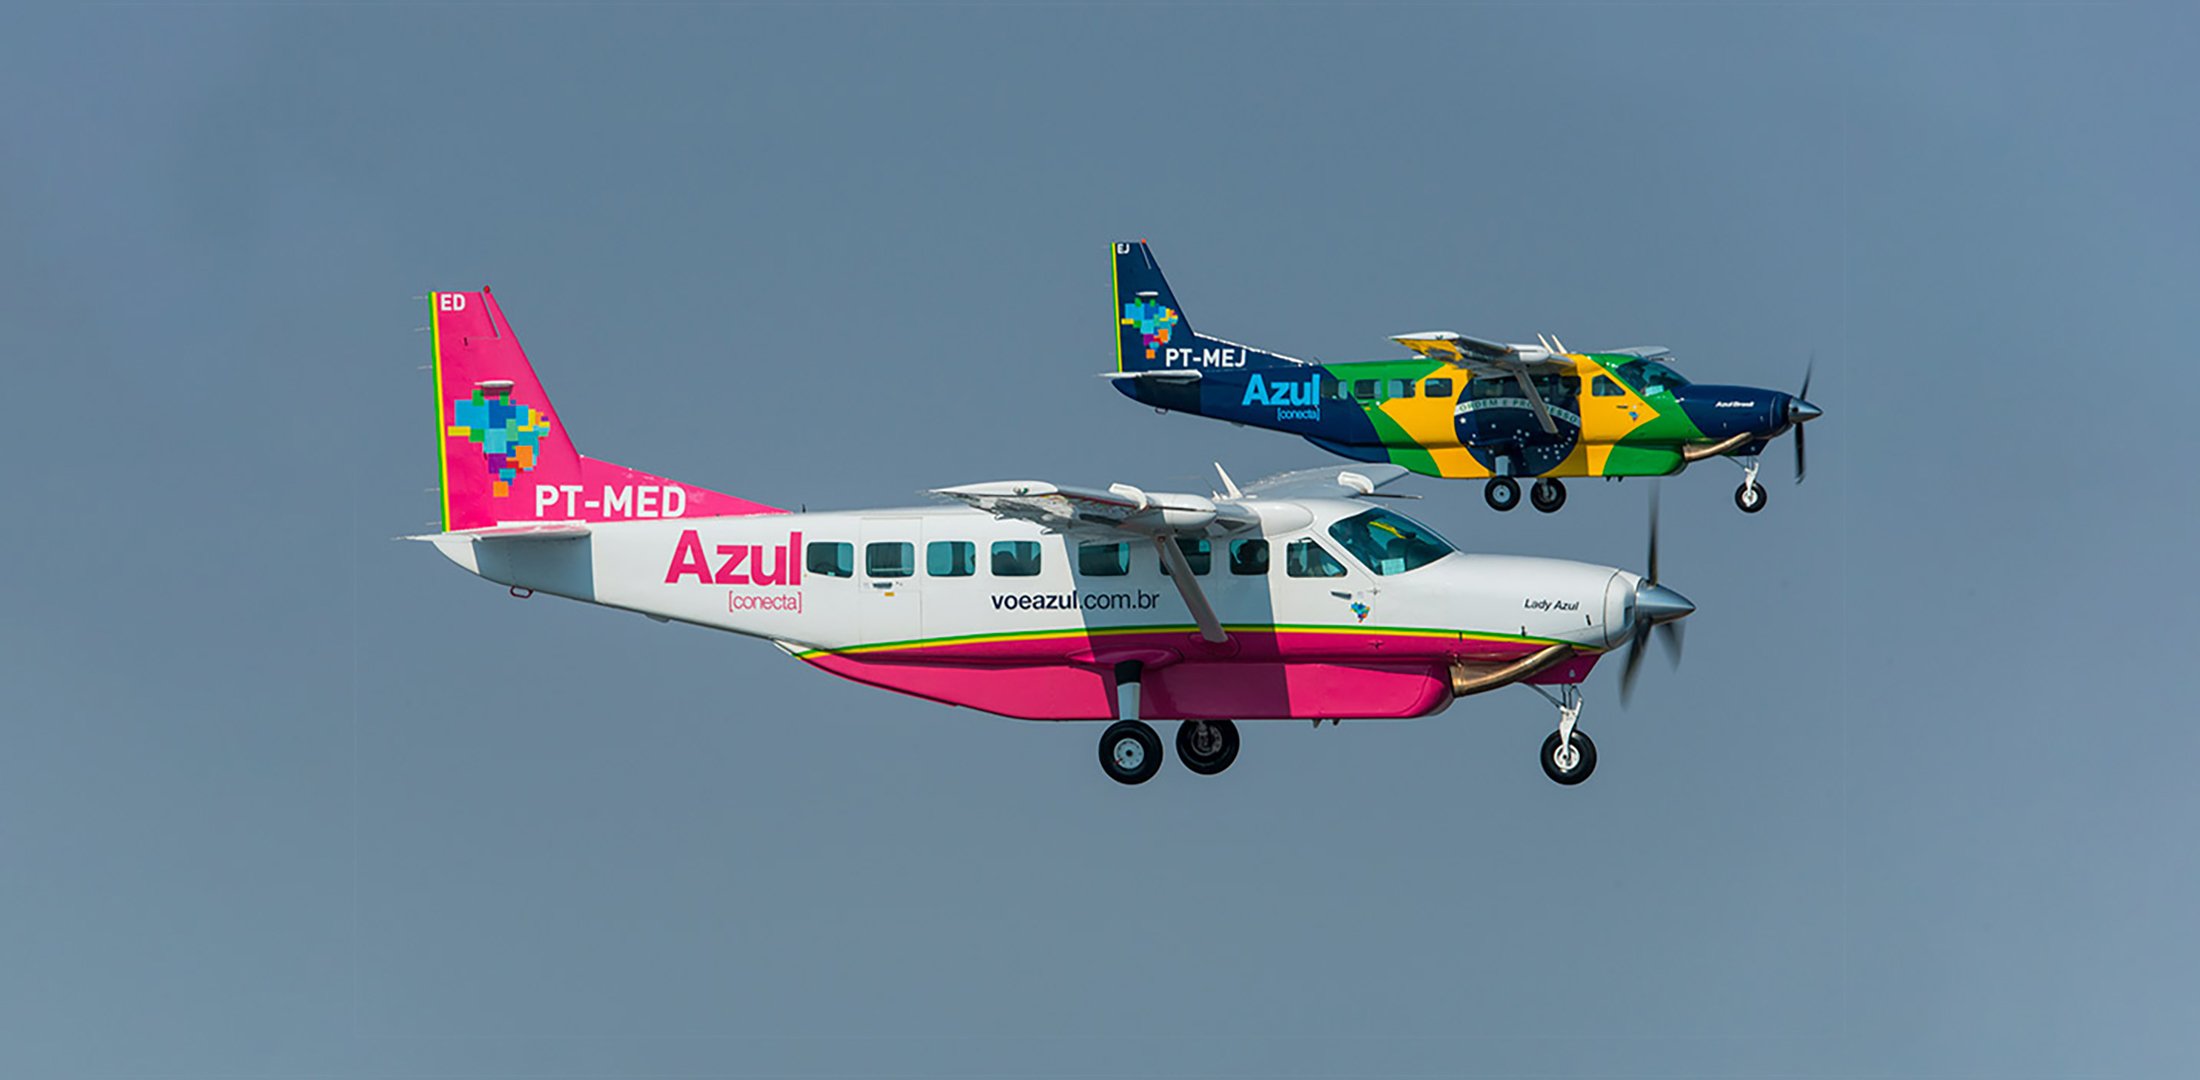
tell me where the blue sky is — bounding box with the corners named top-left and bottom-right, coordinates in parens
top-left (1, 4), bottom-right (2194, 1076)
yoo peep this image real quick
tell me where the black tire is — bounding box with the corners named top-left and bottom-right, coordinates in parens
top-left (1530, 479), bottom-right (1567, 513)
top-left (1540, 728), bottom-right (1598, 786)
top-left (1735, 482), bottom-right (1767, 514)
top-left (1176, 719), bottom-right (1240, 776)
top-left (1099, 719), bottom-right (1163, 785)
top-left (1485, 477), bottom-right (1521, 512)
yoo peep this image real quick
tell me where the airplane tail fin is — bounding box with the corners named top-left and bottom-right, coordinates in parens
top-left (1112, 241), bottom-right (1299, 374)
top-left (428, 289), bottom-right (781, 532)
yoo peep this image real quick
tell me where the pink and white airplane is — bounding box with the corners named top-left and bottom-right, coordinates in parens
top-left (413, 289), bottom-right (1695, 785)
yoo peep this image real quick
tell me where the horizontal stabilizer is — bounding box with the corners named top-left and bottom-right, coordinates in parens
top-left (404, 522), bottom-right (591, 542)
top-left (1101, 370), bottom-right (1203, 385)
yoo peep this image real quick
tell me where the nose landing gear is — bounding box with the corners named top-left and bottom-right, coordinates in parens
top-left (1531, 683), bottom-right (1597, 785)
top-left (1734, 457), bottom-right (1767, 514)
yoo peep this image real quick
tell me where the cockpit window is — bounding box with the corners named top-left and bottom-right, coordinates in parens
top-left (1609, 358), bottom-right (1689, 397)
top-left (1285, 539), bottom-right (1347, 578)
top-left (1325, 507), bottom-right (1455, 575)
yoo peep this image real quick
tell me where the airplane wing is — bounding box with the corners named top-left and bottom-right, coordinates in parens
top-left (1391, 330), bottom-right (1571, 434)
top-left (932, 480), bottom-right (1259, 643)
top-left (932, 480), bottom-right (1253, 533)
top-left (1241, 463), bottom-right (1415, 499)
top-left (1391, 330), bottom-right (1520, 367)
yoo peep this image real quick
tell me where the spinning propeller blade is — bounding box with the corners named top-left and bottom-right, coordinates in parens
top-left (1657, 619), bottom-right (1685, 669)
top-left (1619, 486), bottom-right (1693, 706)
top-left (1790, 356), bottom-right (1820, 485)
top-left (1620, 624), bottom-right (1649, 704)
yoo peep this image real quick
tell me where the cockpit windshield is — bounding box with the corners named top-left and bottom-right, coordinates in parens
top-left (1325, 507), bottom-right (1455, 576)
top-left (1608, 358), bottom-right (1690, 397)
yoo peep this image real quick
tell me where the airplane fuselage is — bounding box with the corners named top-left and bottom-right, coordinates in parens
top-left (431, 499), bottom-right (1633, 722)
top-left (1117, 355), bottom-right (1799, 482)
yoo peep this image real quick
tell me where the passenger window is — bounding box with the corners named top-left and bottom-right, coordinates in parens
top-left (865, 541), bottom-right (914, 579)
top-left (991, 540), bottom-right (1042, 577)
top-left (927, 540), bottom-right (974, 577)
top-left (1593, 375), bottom-right (1624, 397)
top-left (1353, 378), bottom-right (1380, 401)
top-left (1078, 542), bottom-right (1130, 577)
top-left (1388, 378), bottom-right (1414, 399)
top-left (1285, 538), bottom-right (1347, 578)
top-left (1322, 377), bottom-right (1351, 401)
top-left (1174, 537), bottom-right (1211, 575)
top-left (1229, 539), bottom-right (1269, 576)
top-left (806, 541), bottom-right (854, 579)
top-left (1423, 377), bottom-right (1453, 398)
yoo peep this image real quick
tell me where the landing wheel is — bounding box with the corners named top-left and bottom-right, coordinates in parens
top-left (1099, 720), bottom-right (1163, 785)
top-left (1734, 482), bottom-right (1768, 514)
top-left (1530, 479), bottom-right (1567, 513)
top-left (1540, 728), bottom-right (1598, 785)
top-left (1484, 477), bottom-right (1521, 512)
top-left (1176, 719), bottom-right (1240, 776)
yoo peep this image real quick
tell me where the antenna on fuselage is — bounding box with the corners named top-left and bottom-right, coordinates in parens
top-left (1214, 462), bottom-right (1243, 500)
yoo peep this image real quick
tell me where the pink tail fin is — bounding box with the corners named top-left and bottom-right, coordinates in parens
top-left (430, 289), bottom-right (781, 531)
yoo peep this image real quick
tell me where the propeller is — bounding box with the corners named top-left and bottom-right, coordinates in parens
top-left (1788, 356), bottom-right (1821, 484)
top-left (1619, 486), bottom-right (1695, 706)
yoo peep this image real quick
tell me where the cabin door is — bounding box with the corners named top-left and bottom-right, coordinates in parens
top-left (857, 518), bottom-right (924, 645)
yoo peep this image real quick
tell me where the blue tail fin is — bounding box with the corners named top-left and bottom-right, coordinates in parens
top-left (1113, 241), bottom-right (1299, 373)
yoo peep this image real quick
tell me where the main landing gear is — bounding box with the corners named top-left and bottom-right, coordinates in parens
top-left (1487, 477), bottom-right (1567, 513)
top-left (1484, 477), bottom-right (1520, 512)
top-left (1099, 720), bottom-right (1164, 785)
top-left (1094, 719), bottom-right (1241, 784)
top-left (1102, 663), bottom-right (1241, 784)
top-left (1176, 719), bottom-right (1240, 776)
top-left (1734, 457), bottom-right (1767, 514)
top-left (1531, 683), bottom-right (1597, 785)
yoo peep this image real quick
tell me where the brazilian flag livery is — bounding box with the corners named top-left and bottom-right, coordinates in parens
top-left (1111, 241), bottom-right (1805, 482)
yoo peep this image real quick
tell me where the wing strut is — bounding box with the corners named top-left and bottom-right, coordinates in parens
top-left (1510, 366), bottom-right (1560, 434)
top-left (1153, 536), bottom-right (1228, 643)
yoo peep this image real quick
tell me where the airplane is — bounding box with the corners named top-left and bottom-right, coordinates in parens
top-left (412, 288), bottom-right (1696, 786)
top-left (1107, 241), bottom-right (1824, 514)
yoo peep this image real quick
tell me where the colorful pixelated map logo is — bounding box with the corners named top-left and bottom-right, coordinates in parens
top-left (1121, 292), bottom-right (1178, 360)
top-left (448, 388), bottom-right (551, 498)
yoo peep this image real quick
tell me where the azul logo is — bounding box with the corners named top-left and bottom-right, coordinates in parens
top-left (1242, 372), bottom-right (1321, 420)
top-left (666, 530), bottom-right (804, 587)
top-left (1349, 600), bottom-right (1370, 623)
top-left (1121, 294), bottom-right (1179, 360)
top-left (449, 387), bottom-right (551, 498)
